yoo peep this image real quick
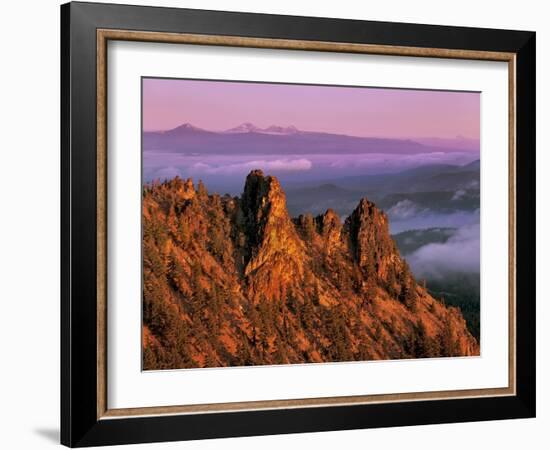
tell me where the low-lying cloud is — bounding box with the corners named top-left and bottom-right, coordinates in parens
top-left (452, 189), bottom-right (467, 201)
top-left (387, 199), bottom-right (428, 220)
top-left (143, 153), bottom-right (315, 183)
top-left (407, 222), bottom-right (480, 278)
top-left (143, 151), bottom-right (480, 184)
top-left (190, 158), bottom-right (312, 175)
top-left (388, 205), bottom-right (480, 234)
top-left (328, 151), bottom-right (479, 173)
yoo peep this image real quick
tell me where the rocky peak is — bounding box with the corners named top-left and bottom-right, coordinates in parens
top-left (318, 208), bottom-right (340, 233)
top-left (241, 170), bottom-right (304, 299)
top-left (346, 198), bottom-right (400, 280)
top-left (162, 176), bottom-right (196, 201)
top-left (241, 170), bottom-right (289, 237)
top-left (180, 178), bottom-right (195, 200)
top-left (317, 209), bottom-right (342, 254)
top-left (242, 170), bottom-right (271, 212)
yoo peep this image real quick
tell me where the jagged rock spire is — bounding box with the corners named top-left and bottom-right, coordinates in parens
top-left (346, 198), bottom-right (401, 281)
top-left (241, 170), bottom-right (304, 300)
top-left (317, 209), bottom-right (342, 255)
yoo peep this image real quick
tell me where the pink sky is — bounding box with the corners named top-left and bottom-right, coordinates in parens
top-left (142, 78), bottom-right (480, 140)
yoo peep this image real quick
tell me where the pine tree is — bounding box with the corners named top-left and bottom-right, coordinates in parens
top-left (272, 339), bottom-right (288, 365)
top-left (324, 305), bottom-right (352, 360)
top-left (285, 290), bottom-right (298, 314)
top-left (397, 261), bottom-right (417, 311)
top-left (301, 213), bottom-right (316, 240)
top-left (204, 352), bottom-right (218, 368)
top-left (439, 315), bottom-right (457, 357)
top-left (247, 303), bottom-right (260, 348)
top-left (143, 345), bottom-right (158, 370)
top-left (312, 282), bottom-right (321, 306)
top-left (258, 297), bottom-right (274, 336)
top-left (415, 322), bottom-right (440, 358)
top-left (300, 299), bottom-right (315, 330)
top-left (404, 326), bottom-right (418, 358)
top-left (403, 281), bottom-right (418, 312)
top-left (365, 276), bottom-right (377, 304)
top-left (197, 179), bottom-right (208, 198)
top-left (177, 216), bottom-right (190, 247)
top-left (357, 342), bottom-right (372, 361)
top-left (235, 335), bottom-right (254, 366)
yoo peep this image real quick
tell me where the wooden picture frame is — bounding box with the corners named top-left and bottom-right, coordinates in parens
top-left (61, 1), bottom-right (535, 447)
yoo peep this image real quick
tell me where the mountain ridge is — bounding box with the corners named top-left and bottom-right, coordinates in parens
top-left (143, 122), bottom-right (479, 156)
top-left (142, 171), bottom-right (479, 369)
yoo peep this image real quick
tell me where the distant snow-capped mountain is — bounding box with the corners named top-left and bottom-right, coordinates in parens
top-left (224, 122), bottom-right (262, 133)
top-left (143, 122), bottom-right (477, 156)
top-left (262, 125), bottom-right (300, 135)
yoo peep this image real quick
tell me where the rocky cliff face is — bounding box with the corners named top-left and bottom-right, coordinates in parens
top-left (241, 170), bottom-right (306, 302)
top-left (142, 171), bottom-right (479, 370)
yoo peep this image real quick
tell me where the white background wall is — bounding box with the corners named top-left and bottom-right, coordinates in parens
top-left (0, 0), bottom-right (546, 448)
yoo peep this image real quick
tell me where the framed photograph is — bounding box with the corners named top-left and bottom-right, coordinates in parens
top-left (61, 1), bottom-right (536, 447)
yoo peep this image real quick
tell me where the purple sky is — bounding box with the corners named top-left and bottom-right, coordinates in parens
top-left (142, 78), bottom-right (480, 140)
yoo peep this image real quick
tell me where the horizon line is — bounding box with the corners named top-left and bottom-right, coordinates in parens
top-left (142, 121), bottom-right (481, 142)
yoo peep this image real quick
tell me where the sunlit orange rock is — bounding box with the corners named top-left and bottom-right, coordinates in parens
top-left (142, 171), bottom-right (479, 370)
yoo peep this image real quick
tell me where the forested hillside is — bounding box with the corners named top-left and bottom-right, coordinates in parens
top-left (142, 171), bottom-right (479, 370)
